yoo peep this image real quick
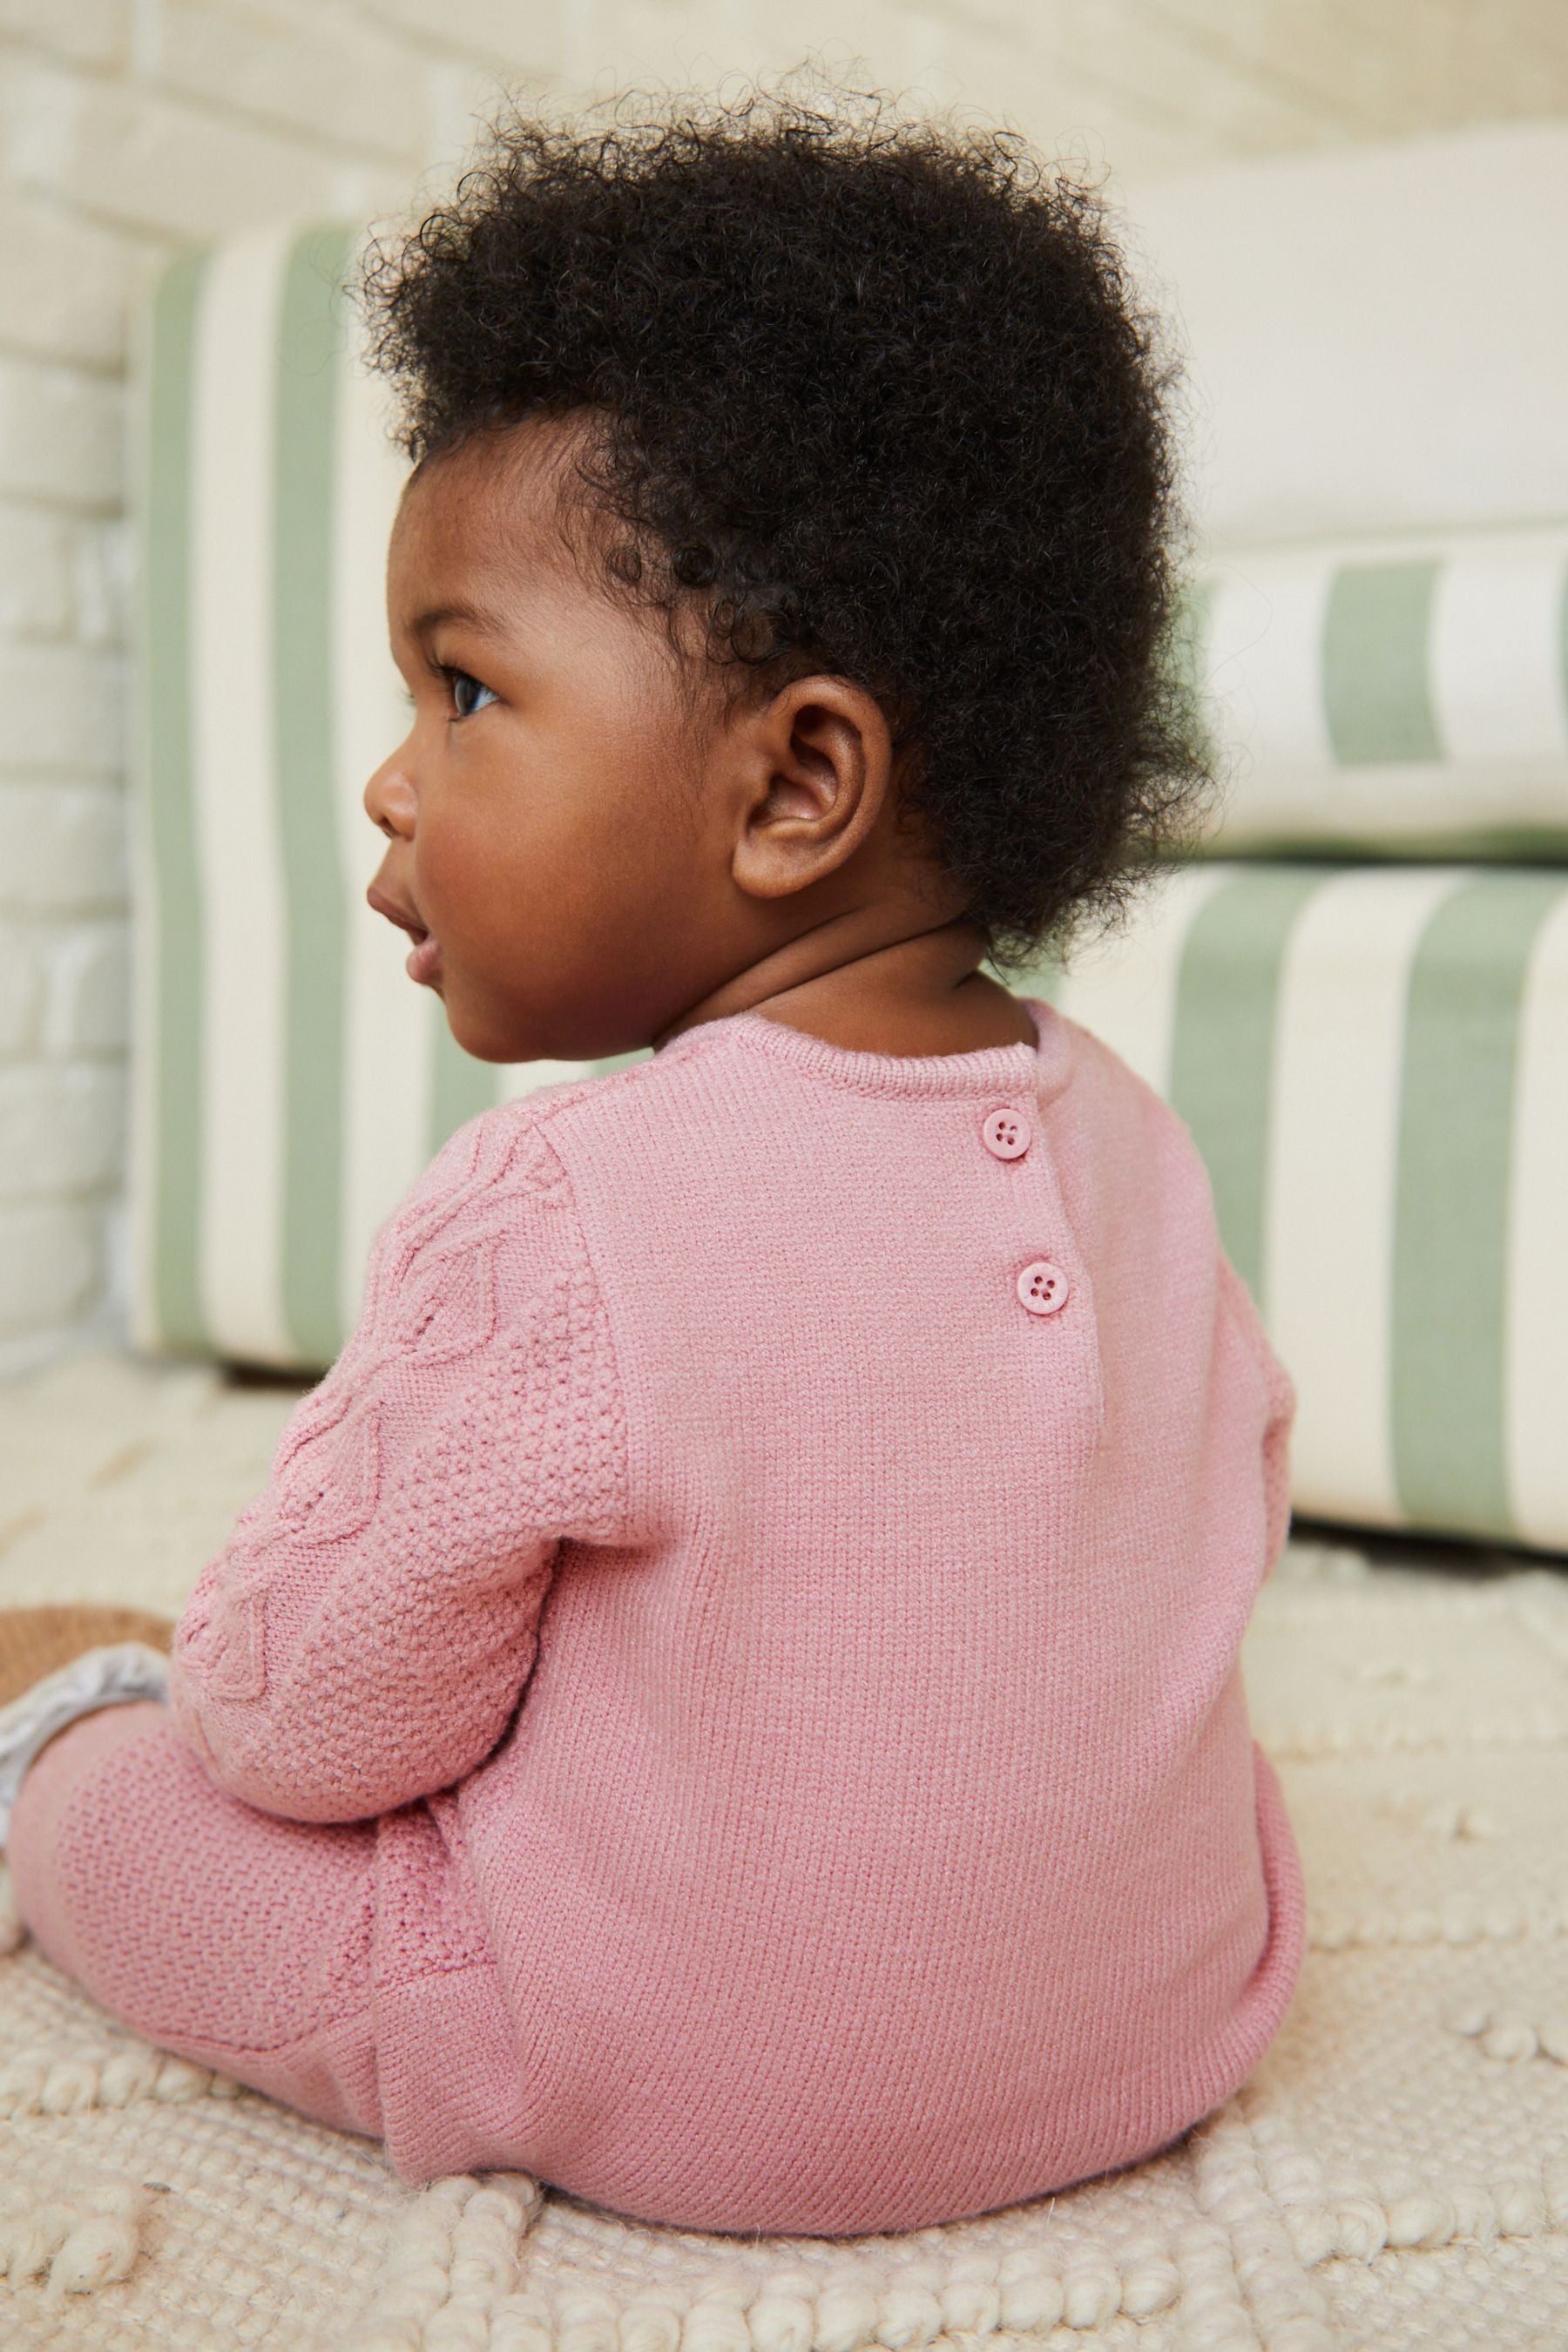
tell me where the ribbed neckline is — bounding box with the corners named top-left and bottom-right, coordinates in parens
top-left (656, 997), bottom-right (1072, 1102)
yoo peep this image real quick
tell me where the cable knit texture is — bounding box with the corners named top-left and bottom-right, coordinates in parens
top-left (8, 1002), bottom-right (1303, 2235)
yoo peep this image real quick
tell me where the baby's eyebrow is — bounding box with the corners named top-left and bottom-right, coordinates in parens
top-left (408, 598), bottom-right (509, 644)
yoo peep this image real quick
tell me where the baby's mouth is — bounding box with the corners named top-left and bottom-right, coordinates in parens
top-left (405, 931), bottom-right (443, 987)
top-left (367, 885), bottom-right (444, 989)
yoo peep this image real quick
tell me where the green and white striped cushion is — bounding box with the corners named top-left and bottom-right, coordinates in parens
top-left (1024, 862), bottom-right (1568, 1551)
top-left (132, 230), bottom-right (1568, 1552)
top-left (1188, 533), bottom-right (1568, 857)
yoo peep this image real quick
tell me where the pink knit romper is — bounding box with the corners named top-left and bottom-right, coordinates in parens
top-left (9, 1003), bottom-right (1303, 2235)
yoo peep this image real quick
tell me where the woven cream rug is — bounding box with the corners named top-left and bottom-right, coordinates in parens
top-left (2, 1357), bottom-right (1567, 2349)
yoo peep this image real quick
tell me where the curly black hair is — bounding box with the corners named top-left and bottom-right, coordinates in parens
top-left (362, 84), bottom-right (1208, 964)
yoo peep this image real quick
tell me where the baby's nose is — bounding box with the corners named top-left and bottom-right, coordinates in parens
top-left (364, 758), bottom-right (417, 841)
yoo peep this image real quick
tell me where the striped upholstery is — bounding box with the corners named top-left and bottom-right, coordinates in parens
top-left (1024, 862), bottom-right (1568, 1549)
top-left (1187, 534), bottom-right (1568, 857)
top-left (131, 226), bottom-right (1568, 1549)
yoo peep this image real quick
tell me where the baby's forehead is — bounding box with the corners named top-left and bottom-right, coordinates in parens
top-left (396, 431), bottom-right (554, 549)
top-left (389, 430), bottom-right (588, 606)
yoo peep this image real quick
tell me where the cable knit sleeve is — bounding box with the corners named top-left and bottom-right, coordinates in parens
top-left (1217, 1252), bottom-right (1297, 1578)
top-left (166, 1105), bottom-right (627, 1824)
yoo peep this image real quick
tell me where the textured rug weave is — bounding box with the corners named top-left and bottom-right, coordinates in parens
top-left (2, 1357), bottom-right (1566, 2349)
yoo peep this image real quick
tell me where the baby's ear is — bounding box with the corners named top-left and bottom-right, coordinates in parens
top-left (730, 677), bottom-right (893, 901)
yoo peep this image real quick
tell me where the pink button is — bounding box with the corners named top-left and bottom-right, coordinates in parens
top-left (982, 1105), bottom-right (1031, 1160)
top-left (1017, 1259), bottom-right (1069, 1315)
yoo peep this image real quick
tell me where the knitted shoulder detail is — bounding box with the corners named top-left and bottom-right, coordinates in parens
top-left (361, 1104), bottom-right (574, 1322)
top-left (262, 1103), bottom-right (632, 1558)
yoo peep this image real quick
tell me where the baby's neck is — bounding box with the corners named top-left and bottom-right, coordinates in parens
top-left (661, 920), bottom-right (1037, 1059)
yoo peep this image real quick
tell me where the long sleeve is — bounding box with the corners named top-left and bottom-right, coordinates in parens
top-left (167, 1105), bottom-right (628, 1823)
top-left (1218, 1251), bottom-right (1297, 1578)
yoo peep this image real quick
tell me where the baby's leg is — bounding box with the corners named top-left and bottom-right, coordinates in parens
top-left (7, 1703), bottom-right (382, 2141)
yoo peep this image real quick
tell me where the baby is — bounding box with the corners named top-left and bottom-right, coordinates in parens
top-left (0, 93), bottom-right (1301, 2237)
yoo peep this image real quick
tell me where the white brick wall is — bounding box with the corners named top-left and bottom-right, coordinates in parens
top-left (2, 0), bottom-right (1565, 1372)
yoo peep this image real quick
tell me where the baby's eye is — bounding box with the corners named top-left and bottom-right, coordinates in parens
top-left (446, 667), bottom-right (497, 720)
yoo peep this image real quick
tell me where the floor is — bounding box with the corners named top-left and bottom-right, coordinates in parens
top-left (0, 1352), bottom-right (306, 1619)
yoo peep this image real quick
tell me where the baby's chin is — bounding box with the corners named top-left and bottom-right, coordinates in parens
top-left (435, 959), bottom-right (677, 1063)
top-left (432, 978), bottom-right (566, 1072)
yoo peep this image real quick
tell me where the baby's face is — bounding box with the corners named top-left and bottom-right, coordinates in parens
top-left (367, 421), bottom-right (736, 1063)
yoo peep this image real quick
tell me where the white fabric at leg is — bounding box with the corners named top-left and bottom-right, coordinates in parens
top-left (0, 1645), bottom-right (172, 1847)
